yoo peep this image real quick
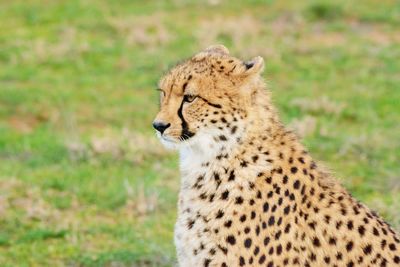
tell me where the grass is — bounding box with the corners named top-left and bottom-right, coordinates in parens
top-left (0, 0), bottom-right (399, 266)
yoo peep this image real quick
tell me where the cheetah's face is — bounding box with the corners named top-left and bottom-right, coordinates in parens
top-left (153, 45), bottom-right (264, 150)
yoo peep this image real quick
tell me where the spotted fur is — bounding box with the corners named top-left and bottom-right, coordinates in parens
top-left (153, 45), bottom-right (400, 267)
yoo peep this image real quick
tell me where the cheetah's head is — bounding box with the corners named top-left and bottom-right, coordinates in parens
top-left (153, 45), bottom-right (265, 150)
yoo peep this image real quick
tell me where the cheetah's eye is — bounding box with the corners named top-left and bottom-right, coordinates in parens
top-left (183, 94), bottom-right (198, 103)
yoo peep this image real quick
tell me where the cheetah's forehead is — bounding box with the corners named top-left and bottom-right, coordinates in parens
top-left (159, 54), bottom-right (247, 94)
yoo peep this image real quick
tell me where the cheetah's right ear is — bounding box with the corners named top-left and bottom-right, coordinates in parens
top-left (240, 56), bottom-right (265, 77)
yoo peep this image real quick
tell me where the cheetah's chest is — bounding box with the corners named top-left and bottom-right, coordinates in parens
top-left (175, 148), bottom-right (274, 266)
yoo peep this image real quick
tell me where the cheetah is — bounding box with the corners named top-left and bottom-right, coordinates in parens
top-left (153, 45), bottom-right (400, 267)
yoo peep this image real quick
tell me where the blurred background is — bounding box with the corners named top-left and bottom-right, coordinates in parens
top-left (0, 0), bottom-right (399, 266)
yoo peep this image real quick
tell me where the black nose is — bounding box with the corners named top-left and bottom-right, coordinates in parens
top-left (152, 121), bottom-right (171, 134)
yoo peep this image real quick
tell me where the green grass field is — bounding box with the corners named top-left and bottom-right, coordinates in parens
top-left (0, 0), bottom-right (399, 266)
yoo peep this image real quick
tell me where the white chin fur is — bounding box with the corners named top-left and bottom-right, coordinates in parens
top-left (156, 131), bottom-right (200, 151)
top-left (156, 132), bottom-right (180, 150)
top-left (156, 130), bottom-right (222, 162)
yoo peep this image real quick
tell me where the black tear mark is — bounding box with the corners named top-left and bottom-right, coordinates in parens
top-left (178, 99), bottom-right (195, 140)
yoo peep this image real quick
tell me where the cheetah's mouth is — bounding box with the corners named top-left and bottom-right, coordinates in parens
top-left (156, 132), bottom-right (181, 150)
top-left (161, 135), bottom-right (178, 143)
top-left (156, 130), bottom-right (199, 150)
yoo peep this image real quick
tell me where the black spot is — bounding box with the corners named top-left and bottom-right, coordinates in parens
top-left (363, 244), bottom-right (372, 254)
top-left (221, 190), bottom-right (229, 200)
top-left (252, 155), bottom-right (259, 162)
top-left (259, 255), bottom-right (266, 264)
top-left (358, 225), bottom-right (366, 236)
top-left (277, 244), bottom-right (282, 255)
top-left (293, 180), bottom-right (300, 189)
top-left (308, 221), bottom-right (316, 230)
top-left (310, 161), bottom-right (317, 169)
top-left (248, 182), bottom-right (255, 190)
top-left (346, 241), bottom-right (354, 252)
top-left (313, 237), bottom-right (321, 247)
top-left (347, 220), bottom-right (354, 230)
top-left (231, 126), bottom-right (238, 134)
top-left (224, 220), bottom-right (232, 228)
top-left (263, 202), bottom-right (270, 213)
top-left (254, 246), bottom-right (260, 255)
top-left (228, 170), bottom-right (235, 181)
top-left (283, 205), bottom-right (290, 215)
top-left (240, 214), bottom-right (246, 222)
top-left (239, 256), bottom-right (245, 266)
top-left (226, 235), bottom-right (236, 245)
top-left (291, 167), bottom-right (298, 174)
top-left (209, 248), bottom-right (216, 255)
top-left (264, 236), bottom-right (270, 246)
top-left (244, 238), bottom-right (252, 248)
top-left (336, 252), bottom-right (343, 260)
top-left (235, 196), bottom-right (244, 204)
top-left (382, 239), bottom-right (387, 249)
top-left (187, 219), bottom-right (195, 229)
top-left (284, 223), bottom-right (291, 233)
top-left (268, 216), bottom-right (275, 226)
top-left (216, 210), bottom-right (224, 219)
top-left (275, 230), bottom-right (282, 240)
top-left (204, 258), bottom-right (211, 267)
top-left (373, 227), bottom-right (380, 236)
top-left (251, 211), bottom-right (256, 219)
top-left (271, 205), bottom-right (277, 212)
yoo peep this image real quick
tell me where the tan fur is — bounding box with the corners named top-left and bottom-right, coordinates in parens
top-left (154, 45), bottom-right (400, 267)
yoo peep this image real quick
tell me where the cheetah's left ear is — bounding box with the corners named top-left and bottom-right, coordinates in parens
top-left (192, 44), bottom-right (229, 62)
top-left (242, 56), bottom-right (264, 76)
top-left (204, 44), bottom-right (230, 55)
